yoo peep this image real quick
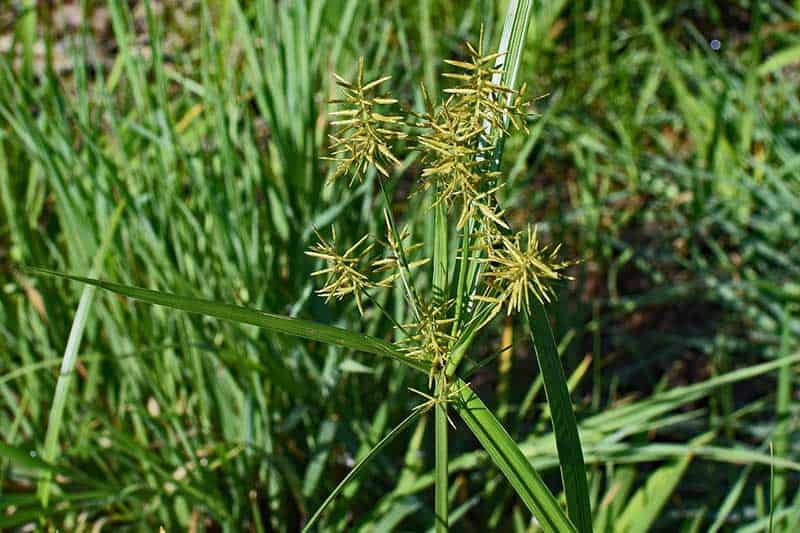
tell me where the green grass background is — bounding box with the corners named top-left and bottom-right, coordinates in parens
top-left (1, 0), bottom-right (800, 530)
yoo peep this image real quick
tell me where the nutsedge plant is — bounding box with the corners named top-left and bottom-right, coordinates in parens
top-left (306, 28), bottom-right (573, 530)
top-left (310, 29), bottom-right (568, 411)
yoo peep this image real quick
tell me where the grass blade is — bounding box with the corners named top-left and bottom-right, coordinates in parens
top-left (617, 432), bottom-right (715, 533)
top-left (26, 268), bottom-right (429, 373)
top-left (527, 300), bottom-right (592, 532)
top-left (455, 379), bottom-right (576, 533)
top-left (0, 441), bottom-right (105, 489)
top-left (493, 0), bottom-right (533, 101)
top-left (18, 0), bottom-right (36, 81)
top-left (708, 464), bottom-right (753, 533)
top-left (37, 201), bottom-right (125, 507)
top-left (773, 306), bottom-right (794, 518)
top-left (302, 410), bottom-right (420, 532)
top-left (758, 44), bottom-right (800, 77)
top-left (435, 375), bottom-right (449, 532)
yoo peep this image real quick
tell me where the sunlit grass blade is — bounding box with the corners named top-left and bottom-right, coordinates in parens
top-left (26, 268), bottom-right (429, 373)
top-left (583, 351), bottom-right (800, 433)
top-left (527, 300), bottom-right (592, 532)
top-left (617, 432), bottom-right (715, 533)
top-left (18, 0), bottom-right (36, 81)
top-left (454, 379), bottom-right (576, 533)
top-left (758, 44), bottom-right (800, 76)
top-left (36, 202), bottom-right (125, 507)
top-left (302, 410), bottom-right (421, 532)
top-left (492, 0), bottom-right (533, 102)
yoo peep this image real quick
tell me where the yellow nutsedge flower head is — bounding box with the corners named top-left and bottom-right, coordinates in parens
top-left (398, 299), bottom-right (456, 389)
top-left (441, 27), bottom-right (530, 140)
top-left (475, 225), bottom-right (571, 319)
top-left (323, 58), bottom-right (407, 185)
top-left (305, 228), bottom-right (384, 315)
top-left (416, 97), bottom-right (508, 230)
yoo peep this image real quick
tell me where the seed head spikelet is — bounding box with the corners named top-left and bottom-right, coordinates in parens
top-left (399, 299), bottom-right (456, 388)
top-left (414, 29), bottom-right (529, 233)
top-left (408, 381), bottom-right (471, 428)
top-left (416, 97), bottom-right (508, 229)
top-left (475, 225), bottom-right (571, 321)
top-left (371, 219), bottom-right (430, 284)
top-left (324, 58), bottom-right (406, 185)
top-left (441, 27), bottom-right (530, 144)
top-left (305, 228), bottom-right (381, 315)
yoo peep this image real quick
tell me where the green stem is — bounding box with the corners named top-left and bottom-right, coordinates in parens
top-left (774, 305), bottom-right (795, 517)
top-left (446, 302), bottom-right (496, 380)
top-left (378, 179), bottom-right (421, 320)
top-left (432, 195), bottom-right (448, 302)
top-left (446, 222), bottom-right (475, 378)
top-left (435, 375), bottom-right (449, 532)
top-left (363, 289), bottom-right (409, 335)
top-left (452, 221), bottom-right (472, 335)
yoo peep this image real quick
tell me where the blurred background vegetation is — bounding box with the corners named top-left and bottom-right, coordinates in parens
top-left (1, 0), bottom-right (799, 530)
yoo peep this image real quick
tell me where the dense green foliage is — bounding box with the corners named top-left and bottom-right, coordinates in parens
top-left (1, 1), bottom-right (799, 530)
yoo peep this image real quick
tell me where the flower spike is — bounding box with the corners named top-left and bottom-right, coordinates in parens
top-left (475, 225), bottom-right (571, 321)
top-left (324, 58), bottom-right (406, 185)
top-left (305, 228), bottom-right (378, 315)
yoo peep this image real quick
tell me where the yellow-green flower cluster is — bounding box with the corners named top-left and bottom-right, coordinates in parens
top-left (398, 299), bottom-right (455, 387)
top-left (324, 58), bottom-right (406, 185)
top-left (305, 229), bottom-right (379, 315)
top-left (312, 35), bottom-right (570, 393)
top-left (416, 29), bottom-right (528, 230)
top-left (475, 226), bottom-right (571, 319)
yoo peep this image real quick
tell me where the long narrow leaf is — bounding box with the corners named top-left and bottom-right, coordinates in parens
top-left (303, 410), bottom-right (420, 532)
top-left (38, 201), bottom-right (125, 507)
top-left (617, 432), bottom-right (715, 532)
top-left (26, 268), bottom-right (429, 373)
top-left (528, 300), bottom-right (592, 532)
top-left (454, 380), bottom-right (576, 533)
